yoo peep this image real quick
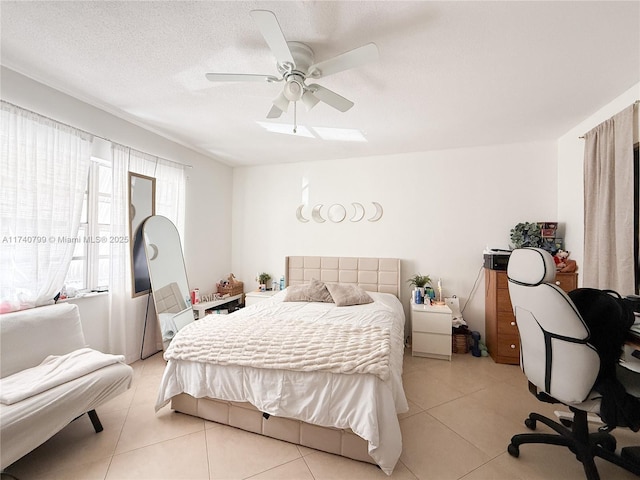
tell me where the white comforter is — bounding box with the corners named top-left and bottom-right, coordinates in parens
top-left (156, 290), bottom-right (408, 475)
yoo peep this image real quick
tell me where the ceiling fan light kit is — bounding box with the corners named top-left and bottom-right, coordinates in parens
top-left (205, 9), bottom-right (378, 133)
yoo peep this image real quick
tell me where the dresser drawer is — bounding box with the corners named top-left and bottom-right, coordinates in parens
top-left (496, 291), bottom-right (514, 313)
top-left (554, 273), bottom-right (577, 293)
top-left (496, 273), bottom-right (510, 289)
top-left (412, 311), bottom-right (452, 334)
top-left (413, 332), bottom-right (451, 357)
top-left (496, 335), bottom-right (520, 359)
top-left (497, 312), bottom-right (518, 335)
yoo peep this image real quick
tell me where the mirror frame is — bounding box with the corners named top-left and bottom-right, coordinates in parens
top-left (129, 172), bottom-right (156, 298)
top-left (142, 215), bottom-right (193, 350)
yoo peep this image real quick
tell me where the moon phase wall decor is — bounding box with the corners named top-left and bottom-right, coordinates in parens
top-left (295, 205), bottom-right (309, 223)
top-left (296, 202), bottom-right (383, 223)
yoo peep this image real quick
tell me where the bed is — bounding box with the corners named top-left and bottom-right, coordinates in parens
top-left (155, 256), bottom-right (408, 474)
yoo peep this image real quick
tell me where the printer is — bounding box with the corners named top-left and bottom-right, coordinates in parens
top-left (483, 250), bottom-right (511, 271)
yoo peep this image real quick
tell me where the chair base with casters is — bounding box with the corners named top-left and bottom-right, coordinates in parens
top-left (508, 382), bottom-right (640, 480)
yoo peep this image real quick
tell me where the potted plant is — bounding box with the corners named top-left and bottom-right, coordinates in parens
top-left (510, 222), bottom-right (542, 249)
top-left (258, 272), bottom-right (271, 289)
top-left (407, 274), bottom-right (431, 304)
top-left (407, 274), bottom-right (432, 288)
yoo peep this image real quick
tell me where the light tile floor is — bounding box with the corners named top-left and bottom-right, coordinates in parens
top-left (4, 350), bottom-right (639, 480)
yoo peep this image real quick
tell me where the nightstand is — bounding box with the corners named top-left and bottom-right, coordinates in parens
top-left (245, 290), bottom-right (278, 307)
top-left (411, 303), bottom-right (453, 361)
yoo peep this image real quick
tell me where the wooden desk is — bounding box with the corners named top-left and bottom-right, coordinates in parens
top-left (621, 333), bottom-right (640, 372)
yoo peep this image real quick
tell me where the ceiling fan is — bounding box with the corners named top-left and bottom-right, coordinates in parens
top-left (205, 10), bottom-right (379, 132)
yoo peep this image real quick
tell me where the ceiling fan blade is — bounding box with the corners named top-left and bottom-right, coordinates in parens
top-left (301, 91), bottom-right (320, 111)
top-left (308, 84), bottom-right (354, 112)
top-left (205, 73), bottom-right (279, 83)
top-left (266, 105), bottom-right (283, 119)
top-left (272, 91), bottom-right (290, 113)
top-left (250, 10), bottom-right (295, 66)
top-left (308, 43), bottom-right (379, 78)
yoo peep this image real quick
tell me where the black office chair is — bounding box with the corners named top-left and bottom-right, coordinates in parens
top-left (505, 247), bottom-right (640, 480)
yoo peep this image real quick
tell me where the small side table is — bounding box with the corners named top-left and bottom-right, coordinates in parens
top-left (192, 293), bottom-right (243, 319)
top-left (245, 290), bottom-right (278, 307)
top-left (411, 303), bottom-right (453, 361)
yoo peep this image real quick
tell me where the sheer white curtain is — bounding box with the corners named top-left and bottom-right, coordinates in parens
top-left (583, 103), bottom-right (637, 294)
top-left (129, 151), bottom-right (185, 234)
top-left (0, 101), bottom-right (92, 312)
top-left (108, 145), bottom-right (131, 356)
top-left (108, 145), bottom-right (186, 359)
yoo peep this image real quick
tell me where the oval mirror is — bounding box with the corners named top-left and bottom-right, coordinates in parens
top-left (142, 215), bottom-right (193, 349)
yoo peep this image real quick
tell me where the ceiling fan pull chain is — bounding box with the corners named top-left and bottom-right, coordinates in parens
top-left (293, 101), bottom-right (297, 134)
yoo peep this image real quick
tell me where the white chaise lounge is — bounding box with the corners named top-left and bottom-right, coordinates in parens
top-left (0, 303), bottom-right (133, 469)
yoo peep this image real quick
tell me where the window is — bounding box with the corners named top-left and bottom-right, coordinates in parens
top-left (65, 157), bottom-right (112, 292)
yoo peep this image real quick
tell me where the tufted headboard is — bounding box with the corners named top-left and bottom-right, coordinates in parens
top-left (285, 256), bottom-right (402, 299)
top-left (154, 282), bottom-right (187, 314)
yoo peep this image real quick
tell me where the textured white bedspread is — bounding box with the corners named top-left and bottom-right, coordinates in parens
top-left (156, 291), bottom-right (408, 475)
top-left (164, 315), bottom-right (391, 380)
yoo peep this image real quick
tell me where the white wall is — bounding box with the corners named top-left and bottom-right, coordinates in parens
top-left (7, 62), bottom-right (633, 355)
top-left (232, 140), bottom-right (558, 337)
top-left (557, 82), bottom-right (640, 283)
top-left (1, 67), bottom-right (233, 362)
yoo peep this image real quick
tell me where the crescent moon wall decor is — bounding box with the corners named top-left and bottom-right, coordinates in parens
top-left (295, 204), bottom-right (309, 223)
top-left (295, 202), bottom-right (383, 223)
top-left (311, 204), bottom-right (326, 223)
top-left (368, 202), bottom-right (384, 222)
top-left (350, 202), bottom-right (365, 222)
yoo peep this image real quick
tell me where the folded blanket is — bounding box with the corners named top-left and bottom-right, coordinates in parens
top-left (164, 316), bottom-right (391, 381)
top-left (0, 347), bottom-right (125, 405)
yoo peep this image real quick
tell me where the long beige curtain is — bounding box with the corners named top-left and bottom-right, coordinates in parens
top-left (583, 103), bottom-right (637, 294)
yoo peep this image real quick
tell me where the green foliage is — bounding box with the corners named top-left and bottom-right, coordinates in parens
top-left (407, 274), bottom-right (432, 288)
top-left (258, 272), bottom-right (271, 284)
top-left (510, 222), bottom-right (542, 248)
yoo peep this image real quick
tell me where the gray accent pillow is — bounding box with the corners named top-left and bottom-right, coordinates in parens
top-left (283, 278), bottom-right (334, 303)
top-left (325, 283), bottom-right (374, 307)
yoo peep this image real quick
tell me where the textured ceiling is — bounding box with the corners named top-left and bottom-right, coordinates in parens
top-left (1, 1), bottom-right (639, 166)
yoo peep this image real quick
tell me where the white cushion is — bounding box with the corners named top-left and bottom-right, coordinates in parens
top-left (0, 304), bottom-right (86, 378)
top-left (507, 248), bottom-right (557, 286)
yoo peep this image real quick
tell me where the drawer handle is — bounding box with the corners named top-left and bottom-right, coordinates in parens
top-left (555, 281), bottom-right (561, 286)
top-left (510, 344), bottom-right (516, 349)
top-left (510, 321), bottom-right (516, 326)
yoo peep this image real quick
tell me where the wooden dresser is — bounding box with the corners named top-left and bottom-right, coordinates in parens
top-left (484, 268), bottom-right (578, 365)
